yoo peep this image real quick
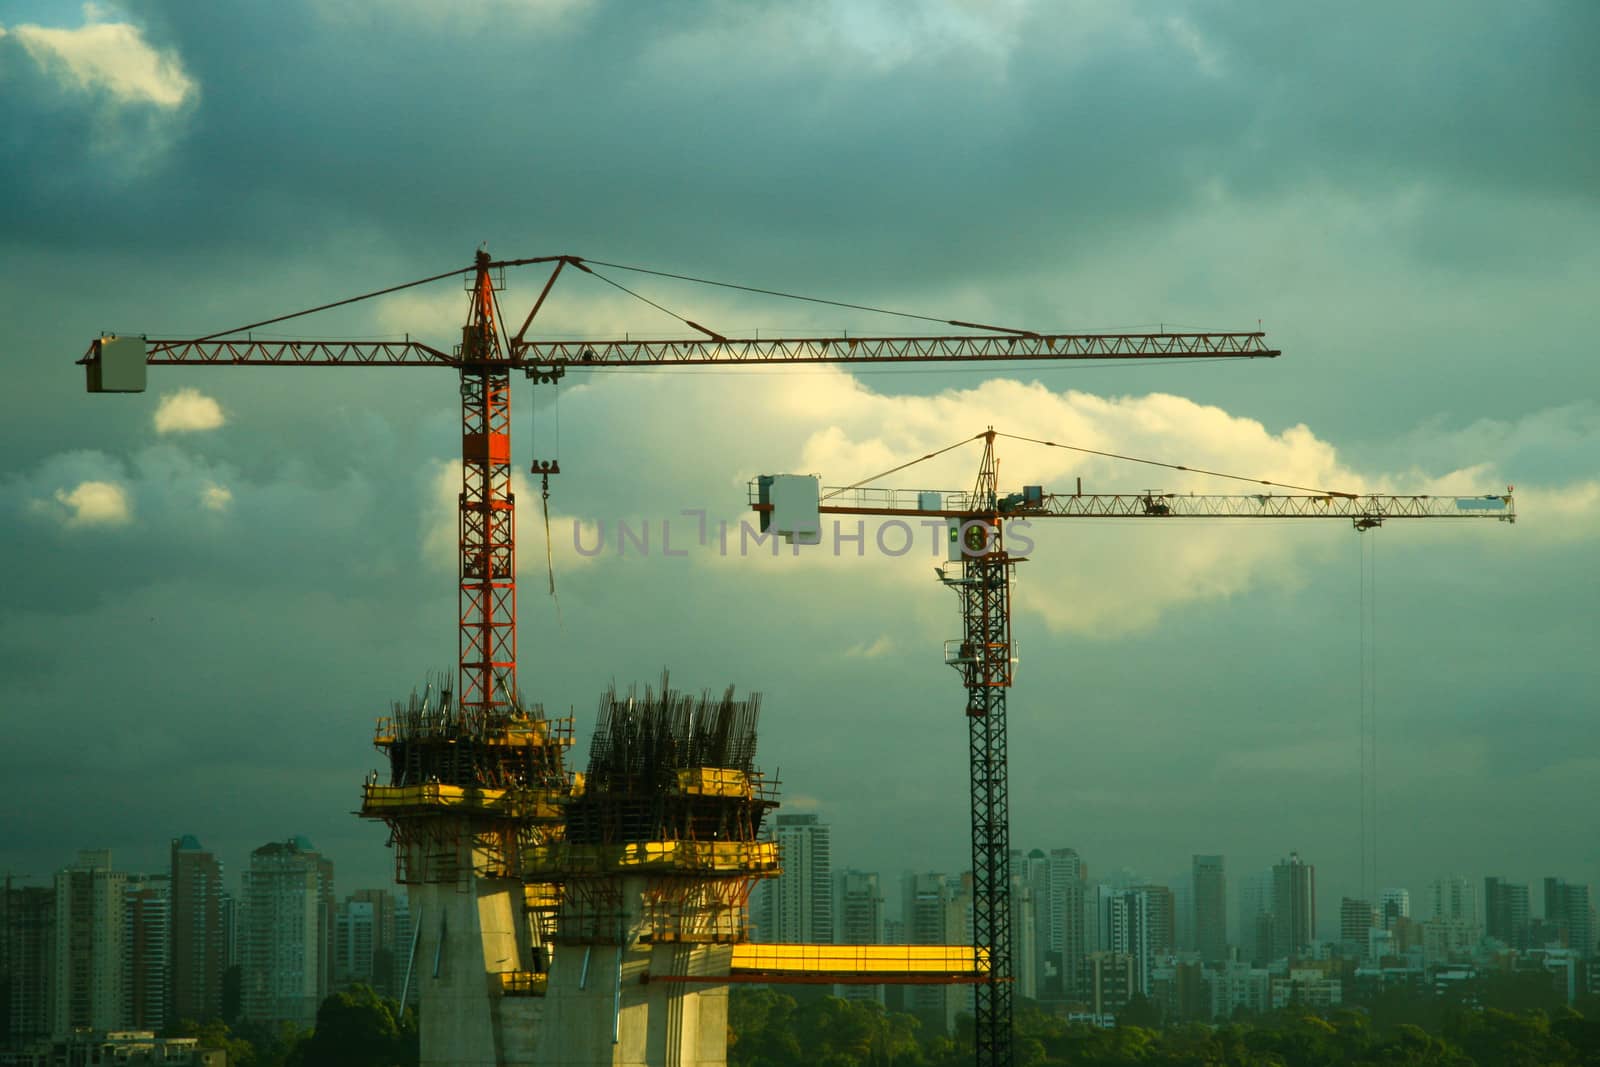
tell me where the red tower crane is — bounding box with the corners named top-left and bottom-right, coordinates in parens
top-left (753, 429), bottom-right (1514, 1067)
top-left (81, 250), bottom-right (1280, 727)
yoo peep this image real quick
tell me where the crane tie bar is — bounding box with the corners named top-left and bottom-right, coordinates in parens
top-left (993, 431), bottom-right (1359, 499)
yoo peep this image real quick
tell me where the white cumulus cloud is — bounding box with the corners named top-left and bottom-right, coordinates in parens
top-left (153, 389), bottom-right (225, 434)
top-left (7, 5), bottom-right (197, 108)
top-left (51, 480), bottom-right (132, 527)
top-left (845, 635), bottom-right (895, 659)
top-left (200, 483), bottom-right (233, 512)
top-left (577, 368), bottom-right (1541, 637)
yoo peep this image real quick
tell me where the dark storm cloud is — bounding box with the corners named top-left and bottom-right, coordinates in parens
top-left (5, 1), bottom-right (1592, 279)
top-left (1189, 1), bottom-right (1600, 202)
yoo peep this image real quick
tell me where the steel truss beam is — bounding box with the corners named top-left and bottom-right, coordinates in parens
top-left (116, 331), bottom-right (1278, 369)
top-left (811, 490), bottom-right (1514, 522)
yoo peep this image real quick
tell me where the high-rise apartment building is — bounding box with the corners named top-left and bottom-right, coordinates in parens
top-left (1169, 881), bottom-right (1194, 955)
top-left (334, 897), bottom-right (377, 989)
top-left (1421, 876), bottom-right (1481, 964)
top-left (1193, 855), bottom-right (1227, 964)
top-left (1010, 867), bottom-right (1039, 1001)
top-left (1270, 852), bottom-right (1315, 960)
top-left (833, 870), bottom-right (884, 1005)
top-left (389, 892), bottom-right (413, 1006)
top-left (1339, 898), bottom-right (1377, 958)
top-left (1, 878), bottom-right (54, 1044)
top-left (901, 873), bottom-right (965, 1034)
top-left (1545, 878), bottom-right (1596, 959)
top-left (1484, 878), bottom-right (1531, 950)
top-left (123, 874), bottom-right (170, 1030)
top-left (220, 890), bottom-right (238, 967)
top-left (335, 888), bottom-right (405, 996)
top-left (1239, 871), bottom-right (1273, 964)
top-left (1428, 876), bottom-right (1477, 923)
top-left (240, 837), bottom-right (334, 1028)
top-left (1046, 849), bottom-right (1087, 998)
top-left (1086, 951), bottom-right (1136, 1019)
top-left (1014, 849), bottom-right (1052, 1000)
top-left (52, 851), bottom-right (126, 1037)
top-left (756, 814), bottom-right (832, 943)
top-left (169, 835), bottom-right (228, 1027)
top-left (1378, 888), bottom-right (1410, 930)
top-left (1098, 887), bottom-right (1171, 995)
top-left (1134, 885), bottom-right (1176, 959)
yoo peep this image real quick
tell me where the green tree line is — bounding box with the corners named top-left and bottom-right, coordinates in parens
top-left (174, 980), bottom-right (1600, 1066)
top-left (727, 987), bottom-right (1600, 1067)
top-left (175, 985), bottom-right (417, 1067)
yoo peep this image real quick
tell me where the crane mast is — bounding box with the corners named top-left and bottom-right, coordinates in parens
top-left (459, 252), bottom-right (517, 718)
top-left (951, 434), bottom-right (1016, 1067)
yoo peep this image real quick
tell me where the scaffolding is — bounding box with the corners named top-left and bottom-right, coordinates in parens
top-left (522, 676), bottom-right (781, 945)
top-left (359, 677), bottom-right (573, 885)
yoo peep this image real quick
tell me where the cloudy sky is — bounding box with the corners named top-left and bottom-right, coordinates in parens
top-left (2, 0), bottom-right (1595, 923)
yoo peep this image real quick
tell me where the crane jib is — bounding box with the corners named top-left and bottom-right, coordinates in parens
top-left (83, 331), bottom-right (1281, 383)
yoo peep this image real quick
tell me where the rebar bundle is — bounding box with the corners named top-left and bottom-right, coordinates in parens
top-left (378, 672), bottom-right (570, 790)
top-left (585, 673), bottom-right (762, 789)
top-left (566, 673), bottom-right (772, 848)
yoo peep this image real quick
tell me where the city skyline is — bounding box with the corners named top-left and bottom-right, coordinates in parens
top-left (7, 827), bottom-right (1593, 1050)
top-left (10, 825), bottom-right (1593, 942)
top-left (17, 832), bottom-right (1589, 948)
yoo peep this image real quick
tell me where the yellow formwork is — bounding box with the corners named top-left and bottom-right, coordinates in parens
top-left (497, 971), bottom-right (549, 997)
top-left (729, 943), bottom-right (989, 977)
top-left (370, 713), bottom-right (573, 748)
top-left (673, 767), bottom-right (752, 798)
top-left (359, 783), bottom-right (565, 821)
top-left (478, 717), bottom-right (575, 747)
top-left (522, 840), bottom-right (780, 876)
top-left (523, 882), bottom-right (561, 911)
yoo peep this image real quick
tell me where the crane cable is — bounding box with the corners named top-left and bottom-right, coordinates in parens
top-left (823, 428), bottom-right (1362, 503)
top-left (529, 391), bottom-right (564, 626)
top-left (188, 264), bottom-right (474, 343)
top-left (820, 433), bottom-right (986, 501)
top-left (1359, 529), bottom-right (1379, 903)
top-left (580, 258), bottom-right (1042, 335)
top-left (580, 265), bottom-right (725, 341)
top-left (183, 252), bottom-right (1234, 351)
top-left (497, 279), bottom-right (565, 624)
top-left (994, 431), bottom-right (1358, 499)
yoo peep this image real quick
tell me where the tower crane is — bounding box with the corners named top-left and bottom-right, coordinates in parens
top-left (752, 428), bottom-right (1514, 1067)
top-left (79, 250), bottom-right (1280, 725)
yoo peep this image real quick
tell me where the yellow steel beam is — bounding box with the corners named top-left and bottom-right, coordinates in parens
top-left (647, 944), bottom-right (991, 985)
top-left (358, 783), bottom-right (565, 820)
top-left (522, 840), bottom-right (780, 876)
top-left (729, 943), bottom-right (988, 976)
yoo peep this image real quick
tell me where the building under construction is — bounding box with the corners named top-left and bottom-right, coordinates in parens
top-left (359, 678), bottom-right (572, 1064)
top-left (361, 674), bottom-right (781, 1066)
